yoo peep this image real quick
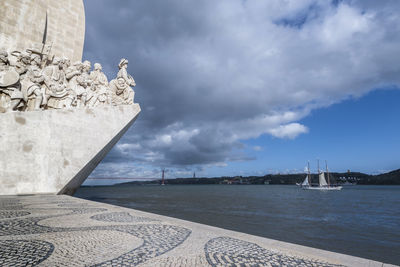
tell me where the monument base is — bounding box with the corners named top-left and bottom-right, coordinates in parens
top-left (0, 104), bottom-right (140, 195)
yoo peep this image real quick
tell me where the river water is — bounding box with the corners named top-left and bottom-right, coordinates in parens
top-left (75, 185), bottom-right (400, 265)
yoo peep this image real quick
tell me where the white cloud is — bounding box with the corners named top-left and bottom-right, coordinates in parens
top-left (268, 123), bottom-right (309, 139)
top-left (318, 4), bottom-right (372, 46)
top-left (83, 0), bottom-right (400, 176)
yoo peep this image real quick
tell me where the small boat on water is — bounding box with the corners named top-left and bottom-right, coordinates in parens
top-left (299, 161), bottom-right (342, 191)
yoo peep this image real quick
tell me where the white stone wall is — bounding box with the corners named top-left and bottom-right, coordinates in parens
top-left (0, 0), bottom-right (85, 62)
top-left (0, 104), bottom-right (141, 195)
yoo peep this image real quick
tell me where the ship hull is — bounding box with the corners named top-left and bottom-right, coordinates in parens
top-left (301, 186), bottom-right (343, 191)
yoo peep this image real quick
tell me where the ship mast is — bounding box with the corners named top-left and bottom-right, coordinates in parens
top-left (161, 169), bottom-right (165, 185)
top-left (307, 161), bottom-right (311, 185)
top-left (326, 161), bottom-right (330, 186)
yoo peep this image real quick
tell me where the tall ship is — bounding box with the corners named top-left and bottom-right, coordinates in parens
top-left (299, 161), bottom-right (342, 191)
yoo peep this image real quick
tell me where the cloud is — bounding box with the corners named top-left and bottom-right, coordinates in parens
top-left (83, 0), bottom-right (400, 177)
top-left (268, 123), bottom-right (309, 139)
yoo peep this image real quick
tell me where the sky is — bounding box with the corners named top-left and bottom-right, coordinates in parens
top-left (82, 0), bottom-right (400, 185)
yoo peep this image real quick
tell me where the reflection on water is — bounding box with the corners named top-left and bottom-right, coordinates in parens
top-left (75, 185), bottom-right (400, 265)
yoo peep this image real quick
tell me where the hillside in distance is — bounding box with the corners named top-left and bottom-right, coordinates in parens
top-left (115, 169), bottom-right (400, 186)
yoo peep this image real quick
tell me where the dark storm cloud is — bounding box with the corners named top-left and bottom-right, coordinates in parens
top-left (83, 0), bottom-right (400, 177)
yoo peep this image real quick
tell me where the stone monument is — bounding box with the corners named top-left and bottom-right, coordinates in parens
top-left (0, 0), bottom-right (141, 195)
top-left (0, 0), bottom-right (85, 62)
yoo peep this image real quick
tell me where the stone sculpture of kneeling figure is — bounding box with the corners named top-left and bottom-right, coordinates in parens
top-left (109, 58), bottom-right (135, 105)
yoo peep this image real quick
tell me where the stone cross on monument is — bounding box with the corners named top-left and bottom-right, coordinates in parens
top-left (0, 0), bottom-right (141, 195)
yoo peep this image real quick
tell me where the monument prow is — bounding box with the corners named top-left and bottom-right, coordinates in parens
top-left (0, 51), bottom-right (140, 195)
top-left (0, 0), bottom-right (141, 195)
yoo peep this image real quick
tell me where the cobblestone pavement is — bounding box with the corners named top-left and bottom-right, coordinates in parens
top-left (0, 195), bottom-right (393, 267)
top-left (91, 212), bottom-right (160, 223)
top-left (205, 237), bottom-right (343, 267)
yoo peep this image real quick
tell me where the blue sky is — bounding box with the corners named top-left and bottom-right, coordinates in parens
top-left (235, 88), bottom-right (400, 176)
top-left (85, 88), bottom-right (400, 185)
top-left (82, 0), bottom-right (400, 185)
top-left (161, 88), bottom-right (400, 180)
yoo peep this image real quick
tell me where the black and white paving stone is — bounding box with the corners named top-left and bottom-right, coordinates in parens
top-left (205, 237), bottom-right (345, 267)
top-left (0, 195), bottom-right (389, 267)
top-left (0, 210), bottom-right (30, 219)
top-left (91, 212), bottom-right (160, 223)
top-left (0, 240), bottom-right (54, 267)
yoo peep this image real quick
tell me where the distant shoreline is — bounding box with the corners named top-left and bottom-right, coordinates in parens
top-left (87, 169), bottom-right (400, 186)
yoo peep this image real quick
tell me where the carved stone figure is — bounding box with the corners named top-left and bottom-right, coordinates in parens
top-left (0, 47), bottom-right (136, 112)
top-left (12, 50), bottom-right (31, 76)
top-left (0, 51), bottom-right (10, 71)
top-left (74, 60), bottom-right (92, 108)
top-left (6, 80), bottom-right (24, 111)
top-left (65, 61), bottom-right (82, 106)
top-left (0, 50), bottom-right (20, 111)
top-left (43, 57), bottom-right (72, 109)
top-left (23, 54), bottom-right (45, 110)
top-left (89, 63), bottom-right (109, 107)
top-left (109, 58), bottom-right (135, 105)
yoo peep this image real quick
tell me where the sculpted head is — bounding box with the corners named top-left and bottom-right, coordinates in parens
top-left (21, 51), bottom-right (31, 64)
top-left (52, 57), bottom-right (61, 66)
top-left (82, 60), bottom-right (91, 73)
top-left (72, 61), bottom-right (82, 70)
top-left (94, 63), bottom-right (102, 71)
top-left (118, 58), bottom-right (128, 69)
top-left (0, 50), bottom-right (8, 63)
top-left (62, 57), bottom-right (71, 68)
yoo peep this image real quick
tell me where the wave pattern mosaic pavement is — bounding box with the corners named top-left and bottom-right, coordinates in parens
top-left (0, 195), bottom-right (385, 266)
top-left (0, 195), bottom-right (191, 266)
top-left (205, 237), bottom-right (345, 267)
